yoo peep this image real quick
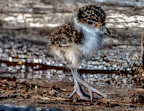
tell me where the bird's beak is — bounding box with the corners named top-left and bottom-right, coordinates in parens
top-left (100, 25), bottom-right (110, 35)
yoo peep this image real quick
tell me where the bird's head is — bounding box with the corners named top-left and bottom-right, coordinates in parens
top-left (77, 4), bottom-right (110, 35)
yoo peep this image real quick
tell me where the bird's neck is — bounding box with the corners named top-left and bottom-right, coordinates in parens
top-left (73, 16), bottom-right (102, 39)
top-left (73, 16), bottom-right (82, 32)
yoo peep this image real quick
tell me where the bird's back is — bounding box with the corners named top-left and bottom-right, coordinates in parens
top-left (48, 22), bottom-right (84, 48)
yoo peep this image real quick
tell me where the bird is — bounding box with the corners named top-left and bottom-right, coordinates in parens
top-left (47, 4), bottom-right (110, 101)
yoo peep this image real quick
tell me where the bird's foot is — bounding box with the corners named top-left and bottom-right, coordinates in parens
top-left (70, 69), bottom-right (107, 102)
top-left (69, 84), bottom-right (106, 101)
top-left (73, 70), bottom-right (107, 102)
top-left (69, 85), bottom-right (89, 100)
top-left (87, 86), bottom-right (107, 102)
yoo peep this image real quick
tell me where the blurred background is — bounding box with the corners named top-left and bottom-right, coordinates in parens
top-left (0, 0), bottom-right (144, 93)
top-left (0, 0), bottom-right (144, 110)
top-left (0, 0), bottom-right (144, 88)
top-left (0, 0), bottom-right (144, 41)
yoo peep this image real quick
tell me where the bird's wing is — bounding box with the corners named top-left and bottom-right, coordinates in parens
top-left (48, 22), bottom-right (84, 47)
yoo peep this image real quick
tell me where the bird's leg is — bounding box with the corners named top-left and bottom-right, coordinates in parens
top-left (73, 69), bottom-right (107, 101)
top-left (69, 69), bottom-right (89, 99)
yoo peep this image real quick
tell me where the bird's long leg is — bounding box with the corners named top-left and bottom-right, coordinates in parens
top-left (69, 69), bottom-right (89, 99)
top-left (73, 69), bottom-right (107, 101)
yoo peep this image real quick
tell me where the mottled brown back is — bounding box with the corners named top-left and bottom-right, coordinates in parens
top-left (48, 22), bottom-right (84, 47)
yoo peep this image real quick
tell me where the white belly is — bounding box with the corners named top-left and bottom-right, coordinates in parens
top-left (76, 34), bottom-right (102, 58)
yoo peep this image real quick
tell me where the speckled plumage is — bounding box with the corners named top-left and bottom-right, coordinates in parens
top-left (48, 5), bottom-right (107, 67)
top-left (77, 4), bottom-right (106, 24)
top-left (47, 4), bottom-right (110, 101)
top-left (48, 22), bottom-right (84, 47)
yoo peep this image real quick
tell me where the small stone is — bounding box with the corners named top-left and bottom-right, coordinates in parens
top-left (49, 90), bottom-right (58, 96)
top-left (73, 98), bottom-right (78, 103)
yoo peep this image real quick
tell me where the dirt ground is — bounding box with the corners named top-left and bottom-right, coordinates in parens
top-left (0, 78), bottom-right (144, 111)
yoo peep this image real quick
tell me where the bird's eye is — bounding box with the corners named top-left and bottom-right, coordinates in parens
top-left (87, 20), bottom-right (93, 25)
